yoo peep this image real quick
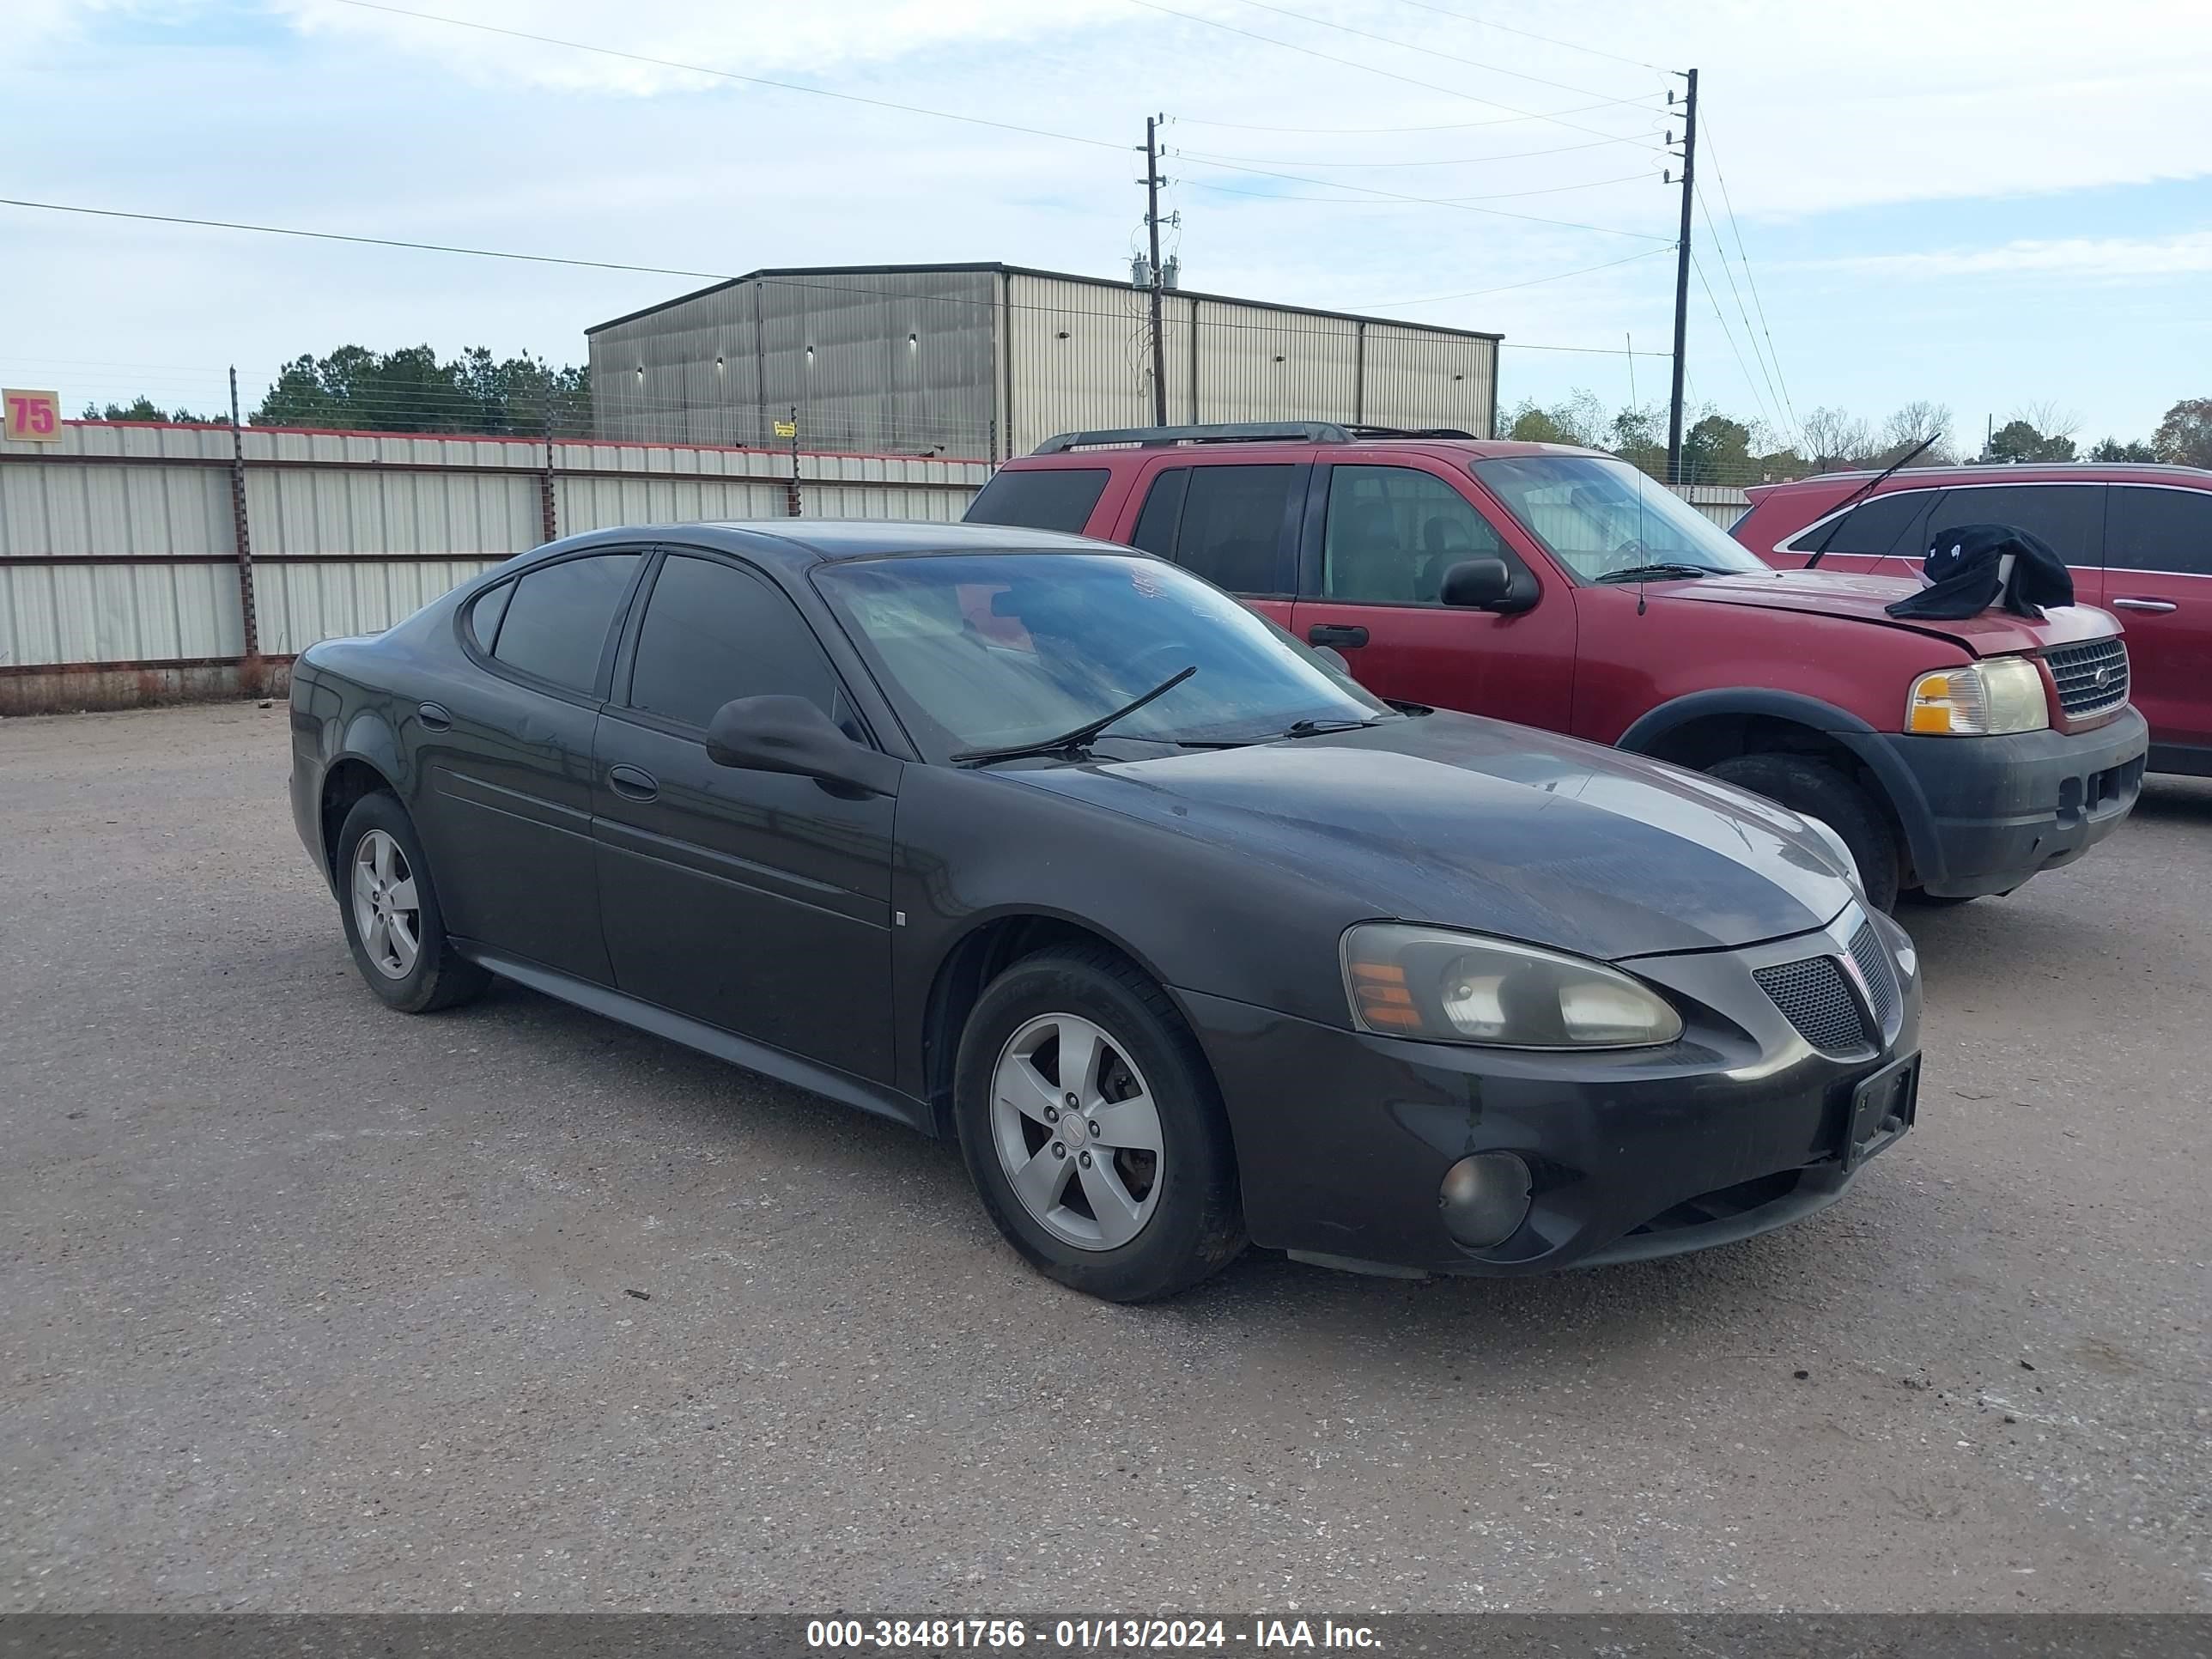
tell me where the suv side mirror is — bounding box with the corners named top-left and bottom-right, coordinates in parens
top-left (1440, 557), bottom-right (1531, 613)
top-left (705, 696), bottom-right (902, 798)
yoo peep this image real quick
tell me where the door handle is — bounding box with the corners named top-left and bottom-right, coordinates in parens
top-left (607, 764), bottom-right (659, 802)
top-left (1308, 623), bottom-right (1370, 648)
top-left (2109, 598), bottom-right (2178, 614)
top-left (416, 702), bottom-right (453, 732)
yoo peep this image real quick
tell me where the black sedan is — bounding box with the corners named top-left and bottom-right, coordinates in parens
top-left (289, 521), bottom-right (1922, 1301)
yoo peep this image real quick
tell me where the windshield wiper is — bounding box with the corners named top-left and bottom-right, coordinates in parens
top-left (1592, 562), bottom-right (1716, 586)
top-left (1279, 717), bottom-right (1386, 738)
top-left (951, 665), bottom-right (1197, 767)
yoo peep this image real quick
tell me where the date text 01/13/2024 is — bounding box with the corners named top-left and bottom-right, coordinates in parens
top-left (804, 1619), bottom-right (1382, 1650)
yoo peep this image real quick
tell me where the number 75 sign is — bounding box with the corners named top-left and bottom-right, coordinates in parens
top-left (4, 389), bottom-right (63, 442)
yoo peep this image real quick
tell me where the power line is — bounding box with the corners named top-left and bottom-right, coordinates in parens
top-left (1695, 185), bottom-right (1790, 443)
top-left (1355, 246), bottom-right (1674, 307)
top-left (1121, 0), bottom-right (1662, 149)
top-left (1690, 252), bottom-right (1776, 432)
top-left (1179, 168), bottom-right (1658, 206)
top-left (1698, 114), bottom-right (1799, 434)
top-left (1152, 161), bottom-right (1673, 240)
top-left (1173, 132), bottom-right (1662, 168)
top-left (1169, 93), bottom-right (1669, 134)
top-left (321, 0), bottom-right (1127, 153)
top-left (1217, 0), bottom-right (1662, 106)
top-left (1374, 0), bottom-right (1675, 74)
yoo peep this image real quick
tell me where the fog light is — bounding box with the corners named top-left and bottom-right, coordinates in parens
top-left (1439, 1152), bottom-right (1532, 1249)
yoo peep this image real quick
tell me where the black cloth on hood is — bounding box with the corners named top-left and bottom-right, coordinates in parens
top-left (1885, 521), bottom-right (2075, 621)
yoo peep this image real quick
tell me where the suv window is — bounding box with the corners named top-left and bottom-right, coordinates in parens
top-left (1924, 483), bottom-right (2102, 564)
top-left (1322, 465), bottom-right (1506, 604)
top-left (963, 467), bottom-right (1110, 534)
top-left (1785, 489), bottom-right (1936, 557)
top-left (1172, 465), bottom-right (1297, 594)
top-left (1131, 469), bottom-right (1188, 556)
top-left (2106, 485), bottom-right (2212, 575)
top-left (491, 552), bottom-right (642, 693)
top-left (628, 555), bottom-right (840, 729)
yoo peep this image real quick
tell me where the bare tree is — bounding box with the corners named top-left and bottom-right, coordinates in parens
top-left (2013, 401), bottom-right (2081, 442)
top-left (1880, 400), bottom-right (1956, 464)
top-left (1800, 406), bottom-right (1876, 469)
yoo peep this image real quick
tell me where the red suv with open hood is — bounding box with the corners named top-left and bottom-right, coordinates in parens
top-left (1733, 460), bottom-right (2211, 781)
top-left (966, 422), bottom-right (2148, 911)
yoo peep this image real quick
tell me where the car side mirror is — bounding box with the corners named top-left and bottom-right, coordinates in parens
top-left (1440, 556), bottom-right (1531, 613)
top-left (704, 696), bottom-right (901, 798)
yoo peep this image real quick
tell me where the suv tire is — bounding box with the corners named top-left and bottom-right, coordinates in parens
top-left (1706, 753), bottom-right (1901, 914)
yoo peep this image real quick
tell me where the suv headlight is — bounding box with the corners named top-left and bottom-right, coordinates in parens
top-left (1905, 658), bottom-right (2048, 735)
top-left (1342, 923), bottom-right (1683, 1048)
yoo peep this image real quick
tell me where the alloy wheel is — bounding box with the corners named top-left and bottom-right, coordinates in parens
top-left (989, 1012), bottom-right (1164, 1251)
top-left (350, 829), bottom-right (422, 981)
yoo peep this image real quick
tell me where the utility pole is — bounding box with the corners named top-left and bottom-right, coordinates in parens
top-left (1665, 67), bottom-right (1698, 485)
top-left (1143, 115), bottom-right (1168, 428)
top-left (227, 365), bottom-right (259, 663)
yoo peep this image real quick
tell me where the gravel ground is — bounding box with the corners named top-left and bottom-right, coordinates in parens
top-left (1, 702), bottom-right (2206, 1613)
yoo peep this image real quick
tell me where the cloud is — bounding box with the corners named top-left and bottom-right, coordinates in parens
top-left (1817, 232), bottom-right (2212, 281)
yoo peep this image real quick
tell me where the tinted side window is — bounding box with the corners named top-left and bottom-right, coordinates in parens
top-left (963, 467), bottom-right (1111, 533)
top-left (1322, 465), bottom-right (1507, 604)
top-left (1925, 484), bottom-right (2101, 564)
top-left (1131, 469), bottom-right (1188, 555)
top-left (1174, 465), bottom-right (1295, 594)
top-left (2107, 486), bottom-right (2212, 575)
top-left (466, 580), bottom-right (514, 651)
top-left (628, 555), bottom-right (839, 729)
top-left (1788, 489), bottom-right (1934, 556)
top-left (491, 553), bottom-right (641, 693)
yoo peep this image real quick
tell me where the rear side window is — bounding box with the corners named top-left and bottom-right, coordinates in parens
top-left (1786, 489), bottom-right (1935, 557)
top-left (1173, 465), bottom-right (1297, 595)
top-left (465, 580), bottom-right (514, 651)
top-left (490, 552), bottom-right (642, 694)
top-left (1924, 484), bottom-right (2101, 564)
top-left (2106, 486), bottom-right (2212, 575)
top-left (627, 555), bottom-right (839, 728)
top-left (1131, 469), bottom-right (1188, 555)
top-left (963, 467), bottom-right (1110, 533)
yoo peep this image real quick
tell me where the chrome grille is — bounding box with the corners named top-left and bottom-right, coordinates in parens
top-left (1753, 955), bottom-right (1869, 1054)
top-left (2044, 638), bottom-right (2130, 720)
top-left (1846, 921), bottom-right (1900, 1035)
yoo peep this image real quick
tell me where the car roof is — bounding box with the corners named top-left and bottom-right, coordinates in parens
top-left (1758, 461), bottom-right (2212, 494)
top-left (522, 519), bottom-right (1129, 577)
top-left (1003, 435), bottom-right (1605, 467)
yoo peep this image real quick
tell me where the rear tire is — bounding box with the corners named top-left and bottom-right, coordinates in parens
top-left (1706, 752), bottom-right (1901, 914)
top-left (953, 944), bottom-right (1246, 1303)
top-left (334, 792), bottom-right (489, 1014)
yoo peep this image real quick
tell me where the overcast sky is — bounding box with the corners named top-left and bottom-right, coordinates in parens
top-left (5, 0), bottom-right (2208, 451)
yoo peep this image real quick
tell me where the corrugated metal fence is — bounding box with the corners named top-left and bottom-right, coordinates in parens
top-left (0, 420), bottom-right (988, 714)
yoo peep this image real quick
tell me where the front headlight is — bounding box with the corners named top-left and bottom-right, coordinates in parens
top-left (1905, 657), bottom-right (2048, 735)
top-left (1341, 923), bottom-right (1684, 1049)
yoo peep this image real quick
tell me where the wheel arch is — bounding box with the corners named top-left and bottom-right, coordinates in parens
top-left (1616, 689), bottom-right (1940, 883)
top-left (918, 909), bottom-right (1185, 1141)
top-left (319, 754), bottom-right (398, 883)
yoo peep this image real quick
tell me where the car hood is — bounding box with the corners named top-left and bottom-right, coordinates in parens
top-left (1002, 712), bottom-right (1856, 961)
top-left (1651, 568), bottom-right (2120, 657)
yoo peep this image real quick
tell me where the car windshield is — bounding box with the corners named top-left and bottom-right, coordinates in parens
top-left (814, 552), bottom-right (1391, 760)
top-left (1473, 454), bottom-right (1767, 581)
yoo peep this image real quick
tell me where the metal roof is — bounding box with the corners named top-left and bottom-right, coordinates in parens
top-left (586, 261), bottom-right (1504, 345)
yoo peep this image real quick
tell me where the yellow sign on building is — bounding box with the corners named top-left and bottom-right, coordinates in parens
top-left (3, 389), bottom-right (62, 442)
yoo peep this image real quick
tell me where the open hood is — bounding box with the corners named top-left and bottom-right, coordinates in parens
top-left (1650, 568), bottom-right (2119, 657)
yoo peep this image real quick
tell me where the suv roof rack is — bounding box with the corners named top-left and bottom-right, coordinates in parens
top-left (1030, 422), bottom-right (1479, 454)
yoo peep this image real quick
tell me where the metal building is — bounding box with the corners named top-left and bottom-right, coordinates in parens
top-left (586, 263), bottom-right (1501, 462)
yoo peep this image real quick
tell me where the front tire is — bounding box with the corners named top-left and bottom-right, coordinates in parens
top-left (1706, 752), bottom-right (1902, 914)
top-left (953, 945), bottom-right (1245, 1302)
top-left (334, 792), bottom-right (488, 1013)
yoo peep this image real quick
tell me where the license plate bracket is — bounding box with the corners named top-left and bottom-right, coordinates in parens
top-left (1843, 1053), bottom-right (1920, 1173)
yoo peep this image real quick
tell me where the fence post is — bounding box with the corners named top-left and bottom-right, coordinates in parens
top-left (786, 404), bottom-right (801, 518)
top-left (228, 366), bottom-right (261, 665)
top-left (540, 410), bottom-right (558, 544)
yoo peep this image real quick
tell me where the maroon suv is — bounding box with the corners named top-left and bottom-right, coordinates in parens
top-left (1734, 461), bottom-right (2211, 777)
top-left (966, 422), bottom-right (2147, 912)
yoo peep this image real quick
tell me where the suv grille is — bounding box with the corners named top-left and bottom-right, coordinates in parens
top-left (2044, 638), bottom-right (2130, 721)
top-left (1754, 955), bottom-right (1869, 1054)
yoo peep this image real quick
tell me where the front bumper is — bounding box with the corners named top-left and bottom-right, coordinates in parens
top-left (1179, 908), bottom-right (1923, 1277)
top-left (1855, 708), bottom-right (2148, 898)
